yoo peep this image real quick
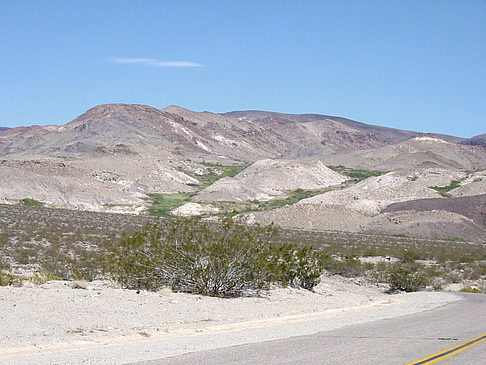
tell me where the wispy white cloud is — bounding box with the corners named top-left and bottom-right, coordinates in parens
top-left (109, 58), bottom-right (203, 67)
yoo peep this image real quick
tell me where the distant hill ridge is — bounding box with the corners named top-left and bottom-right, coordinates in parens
top-left (0, 104), bottom-right (484, 159)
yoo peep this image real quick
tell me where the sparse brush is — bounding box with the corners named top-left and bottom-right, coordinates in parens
top-left (104, 218), bottom-right (323, 296)
top-left (321, 254), bottom-right (363, 278)
top-left (267, 243), bottom-right (323, 289)
top-left (29, 270), bottom-right (60, 285)
top-left (2, 203), bottom-right (485, 293)
top-left (0, 261), bottom-right (20, 286)
top-left (384, 263), bottom-right (429, 293)
top-left (0, 271), bottom-right (19, 286)
top-left (400, 249), bottom-right (422, 263)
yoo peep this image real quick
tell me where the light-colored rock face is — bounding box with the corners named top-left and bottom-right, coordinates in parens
top-left (195, 159), bottom-right (348, 202)
top-left (171, 202), bottom-right (220, 216)
top-left (237, 166), bottom-right (486, 241)
top-left (321, 137), bottom-right (486, 171)
top-left (451, 170), bottom-right (486, 197)
top-left (0, 155), bottom-right (198, 214)
top-left (298, 169), bottom-right (467, 216)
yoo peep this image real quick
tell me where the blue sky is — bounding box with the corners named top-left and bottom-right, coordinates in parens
top-left (1, 1), bottom-right (485, 137)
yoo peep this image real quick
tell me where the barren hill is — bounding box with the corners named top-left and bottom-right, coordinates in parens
top-left (296, 170), bottom-right (455, 216)
top-left (194, 159), bottom-right (347, 202)
top-left (462, 134), bottom-right (486, 146)
top-left (320, 136), bottom-right (486, 171)
top-left (382, 194), bottom-right (486, 229)
top-left (0, 156), bottom-right (198, 213)
top-left (0, 104), bottom-right (270, 161)
top-left (225, 110), bottom-right (422, 157)
top-left (237, 168), bottom-right (486, 241)
top-left (363, 210), bottom-right (486, 242)
top-left (0, 103), bottom-right (439, 160)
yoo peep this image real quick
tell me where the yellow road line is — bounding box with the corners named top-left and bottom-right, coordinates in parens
top-left (404, 332), bottom-right (486, 364)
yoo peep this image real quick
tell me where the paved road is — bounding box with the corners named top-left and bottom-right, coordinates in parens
top-left (136, 293), bottom-right (486, 365)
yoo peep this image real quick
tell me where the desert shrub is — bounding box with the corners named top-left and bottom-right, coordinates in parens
top-left (463, 262), bottom-right (486, 280)
top-left (0, 271), bottom-right (19, 286)
top-left (29, 270), bottom-right (60, 285)
top-left (385, 264), bottom-right (429, 292)
top-left (38, 247), bottom-right (102, 281)
top-left (0, 262), bottom-right (19, 286)
top-left (459, 286), bottom-right (483, 293)
top-left (321, 254), bottom-right (363, 278)
top-left (400, 249), bottom-right (421, 263)
top-left (268, 244), bottom-right (323, 289)
top-left (104, 218), bottom-right (323, 296)
top-left (457, 255), bottom-right (475, 264)
top-left (367, 262), bottom-right (391, 284)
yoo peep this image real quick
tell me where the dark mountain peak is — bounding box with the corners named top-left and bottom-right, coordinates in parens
top-left (461, 134), bottom-right (486, 146)
top-left (63, 104), bottom-right (173, 133)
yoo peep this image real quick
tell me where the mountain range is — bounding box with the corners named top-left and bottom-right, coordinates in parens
top-left (1, 104), bottom-right (485, 242)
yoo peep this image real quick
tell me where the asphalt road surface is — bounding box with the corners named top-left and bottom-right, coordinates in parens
top-left (135, 293), bottom-right (486, 365)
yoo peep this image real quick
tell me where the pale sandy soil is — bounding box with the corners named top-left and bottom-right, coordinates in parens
top-left (0, 276), bottom-right (459, 365)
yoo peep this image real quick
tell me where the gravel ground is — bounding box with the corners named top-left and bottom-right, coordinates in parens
top-left (0, 276), bottom-right (459, 364)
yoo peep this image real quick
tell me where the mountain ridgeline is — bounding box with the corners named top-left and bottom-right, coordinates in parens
top-left (0, 103), bottom-right (432, 159)
top-left (1, 103), bottom-right (486, 242)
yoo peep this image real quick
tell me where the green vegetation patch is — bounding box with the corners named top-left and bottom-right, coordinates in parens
top-left (20, 198), bottom-right (43, 207)
top-left (195, 188), bottom-right (335, 218)
top-left (196, 162), bottom-right (250, 189)
top-left (199, 162), bottom-right (249, 177)
top-left (429, 179), bottom-right (462, 197)
top-left (459, 287), bottom-right (483, 293)
top-left (0, 271), bottom-right (19, 286)
top-left (147, 162), bottom-right (250, 217)
top-left (265, 188), bottom-right (331, 209)
top-left (146, 192), bottom-right (195, 217)
top-left (328, 165), bottom-right (382, 184)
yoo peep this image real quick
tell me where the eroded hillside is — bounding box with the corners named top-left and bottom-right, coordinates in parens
top-left (1, 104), bottom-right (485, 241)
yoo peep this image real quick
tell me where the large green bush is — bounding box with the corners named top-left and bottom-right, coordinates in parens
top-left (385, 264), bottom-right (429, 292)
top-left (104, 218), bottom-right (323, 296)
top-left (268, 244), bottom-right (323, 289)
